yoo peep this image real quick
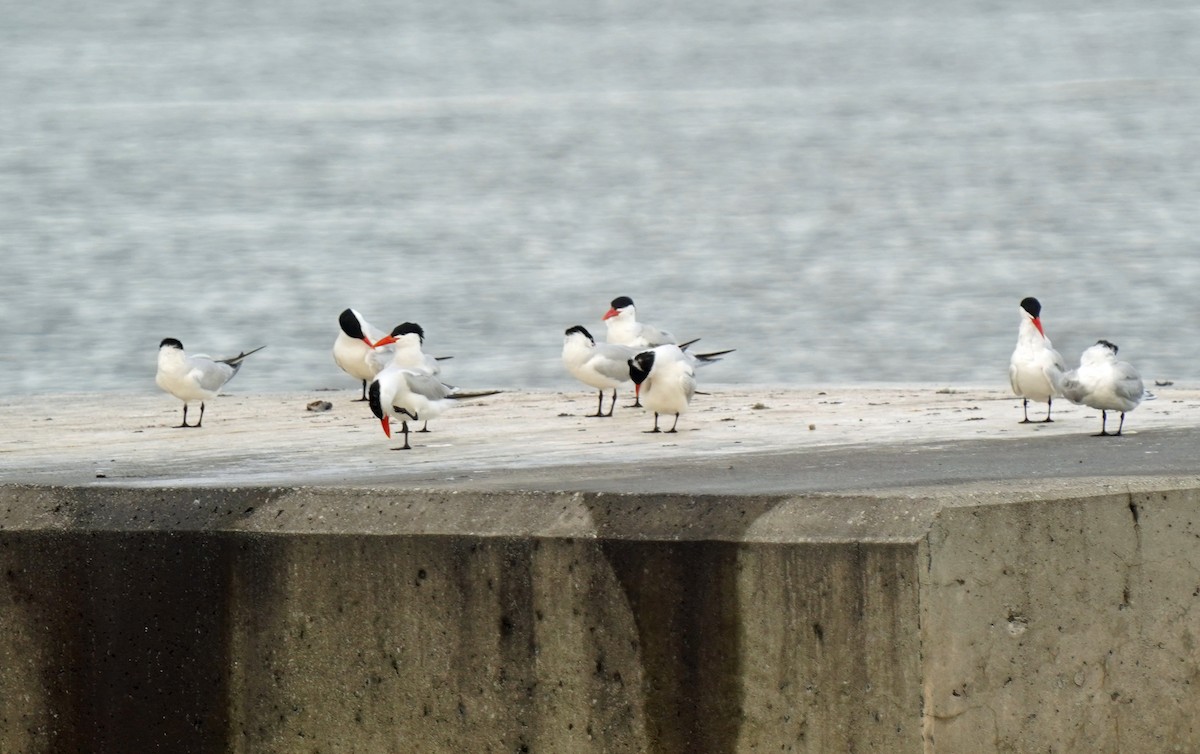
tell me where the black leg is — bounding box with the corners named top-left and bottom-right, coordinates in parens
top-left (354, 379), bottom-right (369, 402)
top-left (604, 389), bottom-right (616, 417)
top-left (666, 413), bottom-right (679, 433)
top-left (644, 413), bottom-right (661, 433)
top-left (176, 404), bottom-right (190, 428)
top-left (1116, 411), bottom-right (1126, 436)
top-left (1041, 398), bottom-right (1053, 423)
top-left (1019, 398), bottom-right (1032, 424)
top-left (416, 420), bottom-right (430, 433)
top-left (195, 402), bottom-right (205, 428)
top-left (1094, 410), bottom-right (1111, 436)
top-left (392, 419), bottom-right (413, 450)
top-left (589, 389), bottom-right (605, 418)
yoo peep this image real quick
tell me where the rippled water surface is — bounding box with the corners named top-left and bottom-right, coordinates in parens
top-left (2, 0), bottom-right (1198, 395)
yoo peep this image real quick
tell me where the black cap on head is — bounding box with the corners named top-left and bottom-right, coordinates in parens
top-left (610, 296), bottom-right (634, 310)
top-left (628, 350), bottom-right (656, 385)
top-left (367, 380), bottom-right (384, 420)
top-left (390, 322), bottom-right (425, 342)
top-left (339, 309), bottom-right (365, 339)
top-left (1096, 339), bottom-right (1118, 354)
top-left (565, 325), bottom-right (594, 343)
top-left (159, 338), bottom-right (183, 350)
top-left (1019, 297), bottom-right (1041, 318)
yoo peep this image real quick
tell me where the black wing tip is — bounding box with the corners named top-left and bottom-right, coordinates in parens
top-left (447, 389), bottom-right (503, 400)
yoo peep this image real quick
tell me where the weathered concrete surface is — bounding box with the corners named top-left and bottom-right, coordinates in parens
top-left (1, 387), bottom-right (1199, 752)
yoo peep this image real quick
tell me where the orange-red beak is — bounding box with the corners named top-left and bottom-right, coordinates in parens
top-left (380, 416), bottom-right (391, 438)
top-left (372, 334), bottom-right (397, 348)
top-left (1032, 317), bottom-right (1045, 338)
top-left (602, 308), bottom-right (619, 321)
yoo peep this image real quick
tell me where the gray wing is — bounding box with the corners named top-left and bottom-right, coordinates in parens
top-left (189, 359), bottom-right (237, 393)
top-left (1057, 369), bottom-right (1086, 404)
top-left (590, 343), bottom-right (637, 382)
top-left (403, 371), bottom-right (453, 400)
top-left (1112, 361), bottom-right (1145, 403)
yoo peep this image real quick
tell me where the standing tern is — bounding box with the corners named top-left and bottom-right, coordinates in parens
top-left (1008, 297), bottom-right (1066, 423)
top-left (333, 308), bottom-right (391, 401)
top-left (602, 296), bottom-right (678, 349)
top-left (562, 325), bottom-right (639, 417)
top-left (1060, 340), bottom-right (1153, 436)
top-left (367, 367), bottom-right (457, 451)
top-left (600, 296), bottom-right (734, 407)
top-left (156, 338), bottom-right (265, 428)
top-left (627, 344), bottom-right (697, 433)
top-left (563, 325), bottom-right (734, 417)
top-left (370, 322), bottom-right (453, 432)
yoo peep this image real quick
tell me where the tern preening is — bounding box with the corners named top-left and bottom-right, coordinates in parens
top-left (333, 308), bottom-right (391, 401)
top-left (627, 344), bottom-right (697, 433)
top-left (156, 338), bottom-right (264, 428)
top-left (1060, 340), bottom-right (1153, 436)
top-left (564, 325), bottom-right (734, 417)
top-left (370, 322), bottom-right (454, 432)
top-left (599, 296), bottom-right (734, 408)
top-left (366, 328), bottom-right (500, 449)
top-left (367, 368), bottom-right (457, 451)
top-left (1008, 297), bottom-right (1066, 423)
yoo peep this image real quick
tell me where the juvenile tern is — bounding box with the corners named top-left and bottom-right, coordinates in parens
top-left (1060, 339), bottom-right (1153, 436)
top-left (333, 308), bottom-right (391, 401)
top-left (155, 338), bottom-right (264, 428)
top-left (1008, 297), bottom-right (1066, 423)
top-left (627, 344), bottom-right (697, 433)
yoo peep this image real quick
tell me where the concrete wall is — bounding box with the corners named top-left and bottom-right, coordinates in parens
top-left (1, 484), bottom-right (1197, 752)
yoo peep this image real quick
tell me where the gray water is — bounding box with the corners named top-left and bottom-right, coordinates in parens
top-left (2, 0), bottom-right (1198, 396)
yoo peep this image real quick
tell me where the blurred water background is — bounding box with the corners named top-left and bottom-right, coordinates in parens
top-left (1, 0), bottom-right (1198, 396)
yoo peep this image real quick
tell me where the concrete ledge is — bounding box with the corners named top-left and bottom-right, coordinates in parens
top-left (3, 482), bottom-right (1200, 752)
top-left (2, 388), bottom-right (1199, 751)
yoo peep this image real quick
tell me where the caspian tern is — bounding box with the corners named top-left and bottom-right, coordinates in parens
top-left (562, 325), bottom-right (639, 417)
top-left (1008, 297), bottom-right (1066, 423)
top-left (367, 367), bottom-right (456, 451)
top-left (333, 308), bottom-right (391, 401)
top-left (563, 325), bottom-right (734, 417)
top-left (1060, 339), bottom-right (1153, 436)
top-left (156, 338), bottom-right (265, 428)
top-left (602, 296), bottom-right (678, 349)
top-left (370, 322), bottom-right (453, 432)
top-left (627, 344), bottom-right (697, 433)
